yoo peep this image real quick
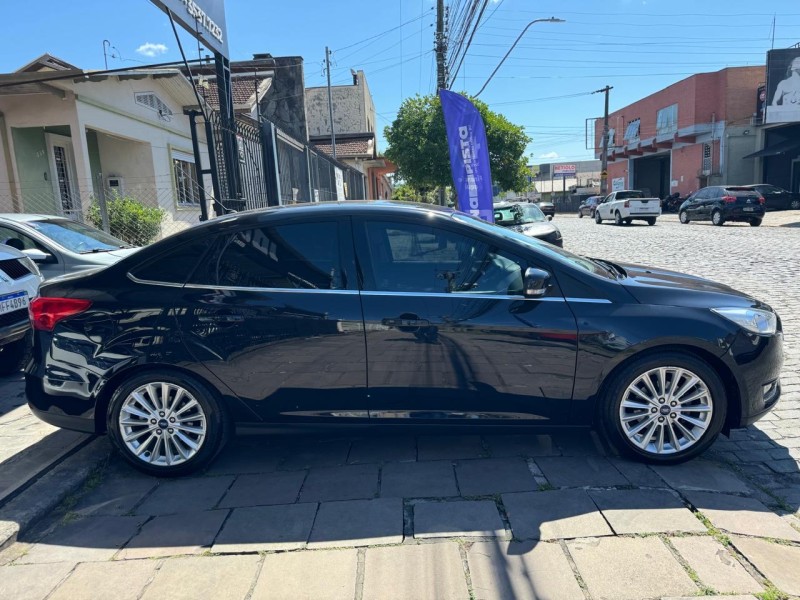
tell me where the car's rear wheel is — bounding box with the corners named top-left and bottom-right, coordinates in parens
top-left (679, 210), bottom-right (690, 224)
top-left (108, 371), bottom-right (228, 477)
top-left (0, 337), bottom-right (30, 376)
top-left (624, 218), bottom-right (632, 225)
top-left (614, 211), bottom-right (623, 226)
top-left (646, 217), bottom-right (656, 226)
top-left (602, 352), bottom-right (726, 464)
top-left (749, 218), bottom-right (762, 227)
top-left (712, 209), bottom-right (724, 226)
top-left (790, 198), bottom-right (800, 210)
top-left (595, 211), bottom-right (602, 224)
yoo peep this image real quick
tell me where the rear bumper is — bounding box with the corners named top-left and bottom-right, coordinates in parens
top-left (723, 207), bottom-right (765, 220)
top-left (25, 369), bottom-right (99, 434)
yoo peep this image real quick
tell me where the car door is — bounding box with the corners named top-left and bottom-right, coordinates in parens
top-left (176, 217), bottom-right (368, 423)
top-left (353, 216), bottom-right (578, 425)
top-left (686, 189), bottom-right (707, 219)
top-left (0, 224), bottom-right (64, 279)
top-left (700, 188), bottom-right (720, 219)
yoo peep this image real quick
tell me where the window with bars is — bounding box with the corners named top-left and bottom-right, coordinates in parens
top-left (172, 151), bottom-right (201, 207)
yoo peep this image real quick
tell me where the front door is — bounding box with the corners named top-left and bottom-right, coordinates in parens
top-left (45, 134), bottom-right (80, 220)
top-left (353, 218), bottom-right (578, 425)
top-left (177, 218), bottom-right (368, 423)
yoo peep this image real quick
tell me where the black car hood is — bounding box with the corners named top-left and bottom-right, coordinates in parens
top-left (616, 262), bottom-right (760, 308)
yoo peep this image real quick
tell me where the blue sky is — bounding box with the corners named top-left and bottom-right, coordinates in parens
top-left (3, 1), bottom-right (798, 164)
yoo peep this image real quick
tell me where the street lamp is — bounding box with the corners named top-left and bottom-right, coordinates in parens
top-left (474, 17), bottom-right (565, 98)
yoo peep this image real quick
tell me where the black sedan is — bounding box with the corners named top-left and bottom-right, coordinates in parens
top-left (740, 184), bottom-right (800, 211)
top-left (536, 201), bottom-right (555, 219)
top-left (493, 202), bottom-right (563, 247)
top-left (578, 196), bottom-right (601, 218)
top-left (26, 202), bottom-right (783, 476)
top-left (679, 186), bottom-right (766, 226)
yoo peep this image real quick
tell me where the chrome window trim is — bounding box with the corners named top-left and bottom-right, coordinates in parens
top-left (359, 290), bottom-right (564, 301)
top-left (182, 283), bottom-right (360, 295)
top-left (127, 272), bottom-right (185, 288)
top-left (565, 297), bottom-right (612, 304)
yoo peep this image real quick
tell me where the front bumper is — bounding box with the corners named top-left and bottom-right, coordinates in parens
top-left (0, 318), bottom-right (29, 347)
top-left (722, 329), bottom-right (783, 428)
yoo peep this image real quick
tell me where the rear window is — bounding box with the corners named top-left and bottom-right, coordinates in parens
top-left (725, 187), bottom-right (760, 196)
top-left (616, 191), bottom-right (644, 200)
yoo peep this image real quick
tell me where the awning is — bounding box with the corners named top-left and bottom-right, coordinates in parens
top-left (744, 138), bottom-right (800, 159)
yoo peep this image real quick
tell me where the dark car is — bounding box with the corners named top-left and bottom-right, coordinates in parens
top-left (536, 201), bottom-right (555, 219)
top-left (26, 202), bottom-right (783, 476)
top-left (679, 186), bottom-right (766, 226)
top-left (493, 202), bottom-right (563, 247)
top-left (740, 184), bottom-right (800, 211)
top-left (578, 196), bottom-right (601, 218)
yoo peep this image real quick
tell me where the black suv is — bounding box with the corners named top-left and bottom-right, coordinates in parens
top-left (679, 186), bottom-right (765, 227)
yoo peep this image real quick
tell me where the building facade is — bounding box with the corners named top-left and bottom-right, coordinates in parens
top-left (595, 66), bottom-right (764, 198)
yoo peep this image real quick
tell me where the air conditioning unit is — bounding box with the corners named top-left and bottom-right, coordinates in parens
top-left (106, 176), bottom-right (125, 196)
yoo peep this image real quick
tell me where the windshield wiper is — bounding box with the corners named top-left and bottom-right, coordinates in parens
top-left (80, 248), bottom-right (115, 254)
top-left (589, 258), bottom-right (626, 278)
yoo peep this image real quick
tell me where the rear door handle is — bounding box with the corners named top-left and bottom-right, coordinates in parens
top-left (198, 314), bottom-right (245, 323)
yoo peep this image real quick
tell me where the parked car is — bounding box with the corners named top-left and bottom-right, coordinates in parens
top-left (595, 190), bottom-right (661, 226)
top-left (536, 201), bottom-right (555, 219)
top-left (27, 202), bottom-right (783, 476)
top-left (0, 245), bottom-right (43, 375)
top-left (493, 202), bottom-right (563, 247)
top-left (0, 214), bottom-right (139, 280)
top-left (679, 186), bottom-right (765, 227)
top-left (578, 196), bottom-right (602, 218)
top-left (740, 184), bottom-right (800, 211)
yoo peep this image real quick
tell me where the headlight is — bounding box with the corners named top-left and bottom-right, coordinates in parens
top-left (711, 307), bottom-right (777, 335)
top-left (19, 256), bottom-right (42, 279)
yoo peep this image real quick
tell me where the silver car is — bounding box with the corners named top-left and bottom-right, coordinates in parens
top-left (0, 214), bottom-right (139, 280)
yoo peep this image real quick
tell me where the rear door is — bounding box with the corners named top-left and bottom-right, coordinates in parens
top-left (176, 217), bottom-right (368, 423)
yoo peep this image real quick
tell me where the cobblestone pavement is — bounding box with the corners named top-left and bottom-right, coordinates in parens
top-left (1, 216), bottom-right (799, 600)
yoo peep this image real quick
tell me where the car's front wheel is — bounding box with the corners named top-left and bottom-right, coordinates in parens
top-left (108, 371), bottom-right (228, 476)
top-left (679, 210), bottom-right (690, 224)
top-left (601, 352), bottom-right (726, 464)
top-left (595, 211), bottom-right (602, 224)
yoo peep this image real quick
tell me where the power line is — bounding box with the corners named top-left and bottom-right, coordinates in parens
top-left (332, 9), bottom-right (433, 55)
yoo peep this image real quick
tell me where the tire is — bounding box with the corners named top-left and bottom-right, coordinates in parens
top-left (578, 212), bottom-right (583, 218)
top-left (601, 351), bottom-right (727, 464)
top-left (0, 336), bottom-right (30, 376)
top-left (107, 370), bottom-right (229, 477)
top-left (712, 209), bottom-right (724, 226)
top-left (749, 218), bottom-right (762, 227)
top-left (595, 211), bottom-right (602, 224)
top-left (614, 211), bottom-right (623, 226)
top-left (679, 210), bottom-right (690, 224)
top-left (624, 218), bottom-right (632, 225)
top-left (790, 199), bottom-right (800, 210)
top-left (646, 217), bottom-right (656, 226)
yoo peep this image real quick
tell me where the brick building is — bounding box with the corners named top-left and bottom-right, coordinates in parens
top-left (595, 66), bottom-right (764, 198)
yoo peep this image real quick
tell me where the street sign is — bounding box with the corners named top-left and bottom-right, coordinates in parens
top-left (150, 0), bottom-right (229, 58)
top-left (601, 170), bottom-right (608, 178)
top-left (553, 164), bottom-right (577, 176)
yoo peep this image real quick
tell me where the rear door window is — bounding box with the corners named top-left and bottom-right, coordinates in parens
top-left (191, 221), bottom-right (345, 290)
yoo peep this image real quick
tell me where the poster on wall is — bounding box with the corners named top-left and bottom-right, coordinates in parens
top-left (612, 177), bottom-right (625, 192)
top-left (766, 48), bottom-right (800, 124)
top-left (334, 168), bottom-right (345, 201)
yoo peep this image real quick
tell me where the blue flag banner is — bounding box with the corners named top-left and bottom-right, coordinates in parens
top-left (439, 90), bottom-right (494, 223)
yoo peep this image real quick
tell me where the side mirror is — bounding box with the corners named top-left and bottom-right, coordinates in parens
top-left (22, 248), bottom-right (53, 263)
top-left (523, 267), bottom-right (550, 298)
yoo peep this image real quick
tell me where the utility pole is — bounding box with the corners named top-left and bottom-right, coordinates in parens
top-left (435, 0), bottom-right (447, 90)
top-left (594, 85), bottom-right (613, 195)
top-left (325, 46), bottom-right (336, 159)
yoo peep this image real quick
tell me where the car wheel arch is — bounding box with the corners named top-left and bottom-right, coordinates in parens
top-left (94, 363), bottom-right (233, 434)
top-left (587, 343), bottom-right (742, 434)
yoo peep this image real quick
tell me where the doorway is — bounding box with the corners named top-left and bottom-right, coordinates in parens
top-left (45, 133), bottom-right (80, 219)
top-left (632, 153), bottom-right (670, 199)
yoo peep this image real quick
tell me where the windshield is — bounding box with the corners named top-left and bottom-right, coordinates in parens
top-left (493, 204), bottom-right (547, 226)
top-left (28, 220), bottom-right (131, 253)
top-left (453, 213), bottom-right (613, 279)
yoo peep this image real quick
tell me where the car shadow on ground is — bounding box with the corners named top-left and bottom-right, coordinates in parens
top-left (4, 425), bottom-right (799, 598)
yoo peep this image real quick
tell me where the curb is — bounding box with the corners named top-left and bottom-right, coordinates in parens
top-left (0, 437), bottom-right (112, 551)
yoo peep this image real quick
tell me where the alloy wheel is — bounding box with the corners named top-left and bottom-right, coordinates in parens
top-left (679, 211), bottom-right (689, 224)
top-left (790, 199), bottom-right (800, 210)
top-left (118, 382), bottom-right (207, 466)
top-left (618, 366), bottom-right (713, 455)
top-left (712, 210), bottom-right (723, 226)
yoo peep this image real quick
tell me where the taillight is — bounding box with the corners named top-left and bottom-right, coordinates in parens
top-left (722, 195), bottom-right (737, 203)
top-left (623, 200), bottom-right (630, 208)
top-left (29, 297), bottom-right (92, 331)
top-left (758, 196), bottom-right (765, 205)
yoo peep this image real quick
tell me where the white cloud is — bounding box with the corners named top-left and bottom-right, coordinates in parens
top-left (136, 43), bottom-right (168, 58)
top-left (539, 151), bottom-right (560, 159)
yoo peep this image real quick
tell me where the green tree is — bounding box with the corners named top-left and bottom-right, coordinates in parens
top-left (384, 93), bottom-right (532, 194)
top-left (391, 183), bottom-right (437, 204)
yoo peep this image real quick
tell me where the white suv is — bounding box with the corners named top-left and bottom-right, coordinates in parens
top-left (0, 245), bottom-right (43, 375)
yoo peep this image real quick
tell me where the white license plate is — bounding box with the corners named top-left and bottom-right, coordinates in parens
top-left (743, 207), bottom-right (754, 212)
top-left (0, 291), bottom-right (29, 315)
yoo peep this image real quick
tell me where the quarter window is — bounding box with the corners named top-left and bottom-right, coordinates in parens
top-left (192, 222), bottom-right (342, 290)
top-left (129, 239), bottom-right (211, 284)
top-left (361, 221), bottom-right (524, 295)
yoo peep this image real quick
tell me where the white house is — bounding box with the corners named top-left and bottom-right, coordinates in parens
top-left (0, 55), bottom-right (212, 236)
